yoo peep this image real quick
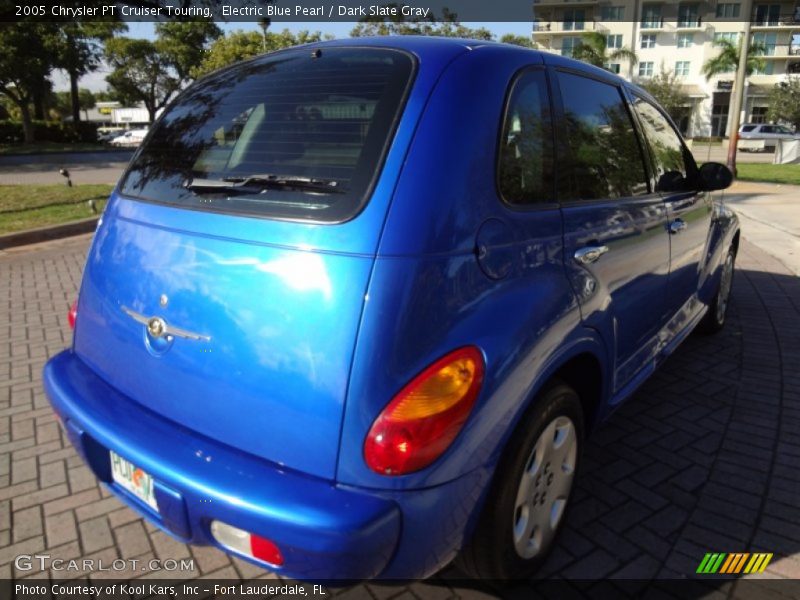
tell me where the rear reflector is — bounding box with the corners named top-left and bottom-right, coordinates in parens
top-left (210, 520), bottom-right (284, 567)
top-left (67, 300), bottom-right (78, 330)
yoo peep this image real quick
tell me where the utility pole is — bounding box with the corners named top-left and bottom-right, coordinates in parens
top-left (726, 0), bottom-right (753, 175)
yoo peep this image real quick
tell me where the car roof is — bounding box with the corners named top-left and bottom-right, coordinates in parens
top-left (204, 35), bottom-right (644, 99)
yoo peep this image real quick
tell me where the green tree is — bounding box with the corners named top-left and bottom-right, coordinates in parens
top-left (55, 22), bottom-right (126, 123)
top-left (0, 23), bottom-right (60, 142)
top-left (350, 7), bottom-right (493, 39)
top-left (192, 29), bottom-right (326, 78)
top-left (701, 38), bottom-right (767, 79)
top-left (767, 79), bottom-right (800, 130)
top-left (641, 66), bottom-right (691, 122)
top-left (571, 31), bottom-right (638, 70)
top-left (154, 21), bottom-right (222, 83)
top-left (500, 34), bottom-right (535, 48)
top-left (105, 37), bottom-right (181, 122)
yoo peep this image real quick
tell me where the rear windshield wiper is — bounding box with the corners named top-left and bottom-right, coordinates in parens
top-left (185, 174), bottom-right (343, 195)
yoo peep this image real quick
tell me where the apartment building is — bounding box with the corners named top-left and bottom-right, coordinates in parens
top-left (532, 0), bottom-right (800, 137)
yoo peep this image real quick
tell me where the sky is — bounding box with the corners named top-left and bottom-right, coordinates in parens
top-left (50, 21), bottom-right (533, 92)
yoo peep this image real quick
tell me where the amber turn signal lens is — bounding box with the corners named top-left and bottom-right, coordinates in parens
top-left (364, 346), bottom-right (484, 475)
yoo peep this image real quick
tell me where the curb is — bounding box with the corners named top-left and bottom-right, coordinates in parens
top-left (0, 217), bottom-right (98, 250)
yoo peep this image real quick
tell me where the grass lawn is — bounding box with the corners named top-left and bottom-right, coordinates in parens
top-left (0, 142), bottom-right (108, 155)
top-left (0, 184), bottom-right (113, 234)
top-left (735, 163), bottom-right (800, 185)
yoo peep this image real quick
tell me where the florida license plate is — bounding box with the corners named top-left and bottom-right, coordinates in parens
top-left (110, 451), bottom-right (159, 512)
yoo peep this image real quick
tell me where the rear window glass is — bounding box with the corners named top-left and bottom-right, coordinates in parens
top-left (120, 47), bottom-right (414, 223)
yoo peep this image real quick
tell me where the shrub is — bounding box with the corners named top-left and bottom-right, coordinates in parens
top-left (0, 120), bottom-right (99, 144)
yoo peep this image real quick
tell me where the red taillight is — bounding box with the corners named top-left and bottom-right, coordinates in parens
top-left (250, 534), bottom-right (284, 566)
top-left (364, 346), bottom-right (484, 476)
top-left (67, 300), bottom-right (78, 330)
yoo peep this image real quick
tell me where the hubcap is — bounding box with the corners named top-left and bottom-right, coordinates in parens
top-left (716, 253), bottom-right (734, 323)
top-left (512, 415), bottom-right (577, 559)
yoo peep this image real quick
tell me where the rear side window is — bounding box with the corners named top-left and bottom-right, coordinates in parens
top-left (741, 125), bottom-right (757, 132)
top-left (556, 72), bottom-right (649, 201)
top-left (631, 95), bottom-right (697, 192)
top-left (497, 69), bottom-right (555, 205)
top-left (120, 47), bottom-right (414, 223)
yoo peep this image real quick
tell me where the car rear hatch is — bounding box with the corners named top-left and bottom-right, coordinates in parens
top-left (71, 45), bottom-right (431, 480)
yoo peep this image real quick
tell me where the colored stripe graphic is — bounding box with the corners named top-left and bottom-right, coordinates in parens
top-left (720, 553), bottom-right (750, 574)
top-left (697, 553), bottom-right (774, 575)
top-left (744, 553), bottom-right (774, 574)
top-left (697, 553), bottom-right (726, 574)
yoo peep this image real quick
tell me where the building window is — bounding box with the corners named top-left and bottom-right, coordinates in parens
top-left (754, 4), bottom-right (781, 27)
top-left (753, 61), bottom-right (775, 75)
top-left (561, 36), bottom-right (583, 57)
top-left (678, 3), bottom-right (700, 27)
top-left (641, 34), bottom-right (657, 49)
top-left (639, 62), bottom-right (655, 77)
top-left (601, 6), bottom-right (625, 20)
top-left (563, 9), bottom-right (586, 31)
top-left (641, 4), bottom-right (663, 28)
top-left (604, 63), bottom-right (621, 74)
top-left (675, 61), bottom-right (691, 76)
top-left (752, 32), bottom-right (778, 56)
top-left (751, 106), bottom-right (769, 124)
top-left (716, 3), bottom-right (741, 18)
top-left (714, 32), bottom-right (739, 44)
top-left (678, 33), bottom-right (694, 48)
top-left (606, 34), bottom-right (623, 49)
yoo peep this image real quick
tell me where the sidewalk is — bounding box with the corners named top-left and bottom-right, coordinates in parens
top-left (724, 181), bottom-right (800, 276)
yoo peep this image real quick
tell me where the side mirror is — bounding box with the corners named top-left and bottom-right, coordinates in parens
top-left (699, 162), bottom-right (733, 191)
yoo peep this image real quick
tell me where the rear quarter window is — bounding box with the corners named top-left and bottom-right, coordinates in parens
top-left (120, 47), bottom-right (415, 223)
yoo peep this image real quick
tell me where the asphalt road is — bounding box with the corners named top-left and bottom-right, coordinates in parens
top-left (0, 151), bottom-right (133, 186)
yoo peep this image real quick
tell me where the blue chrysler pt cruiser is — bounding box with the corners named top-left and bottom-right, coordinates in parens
top-left (44, 36), bottom-right (739, 580)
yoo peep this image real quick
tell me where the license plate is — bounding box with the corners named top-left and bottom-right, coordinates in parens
top-left (110, 451), bottom-right (159, 512)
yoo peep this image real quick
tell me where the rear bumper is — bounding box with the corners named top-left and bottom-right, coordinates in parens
top-left (43, 350), bottom-right (403, 580)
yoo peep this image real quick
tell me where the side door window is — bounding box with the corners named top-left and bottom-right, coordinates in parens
top-left (629, 96), bottom-right (698, 192)
top-left (497, 69), bottom-right (555, 205)
top-left (556, 71), bottom-right (650, 202)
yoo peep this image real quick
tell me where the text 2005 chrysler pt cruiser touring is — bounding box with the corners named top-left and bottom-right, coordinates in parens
top-left (44, 37), bottom-right (739, 580)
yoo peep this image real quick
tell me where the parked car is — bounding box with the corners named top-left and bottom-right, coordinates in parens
top-left (108, 128), bottom-right (148, 147)
top-left (739, 123), bottom-right (799, 151)
top-left (97, 128), bottom-right (125, 143)
top-left (43, 37), bottom-right (739, 581)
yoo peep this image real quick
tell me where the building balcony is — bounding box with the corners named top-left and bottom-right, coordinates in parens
top-left (675, 17), bottom-right (703, 30)
top-left (532, 21), bottom-right (608, 35)
top-left (761, 45), bottom-right (800, 57)
top-left (751, 15), bottom-right (800, 29)
top-left (640, 18), bottom-right (665, 31)
top-left (533, 0), bottom-right (599, 6)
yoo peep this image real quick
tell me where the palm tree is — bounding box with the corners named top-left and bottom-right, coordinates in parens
top-left (571, 31), bottom-right (638, 70)
top-left (702, 38), bottom-right (767, 80)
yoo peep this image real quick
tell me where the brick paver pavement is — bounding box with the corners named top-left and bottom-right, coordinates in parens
top-left (1, 234), bottom-right (799, 596)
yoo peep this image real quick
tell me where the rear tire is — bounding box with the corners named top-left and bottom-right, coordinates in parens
top-left (698, 245), bottom-right (736, 334)
top-left (456, 382), bottom-right (584, 580)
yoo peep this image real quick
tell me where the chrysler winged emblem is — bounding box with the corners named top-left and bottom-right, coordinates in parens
top-left (121, 306), bottom-right (211, 342)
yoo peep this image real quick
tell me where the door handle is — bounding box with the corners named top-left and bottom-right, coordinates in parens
top-left (669, 219), bottom-right (688, 234)
top-left (573, 245), bottom-right (610, 265)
